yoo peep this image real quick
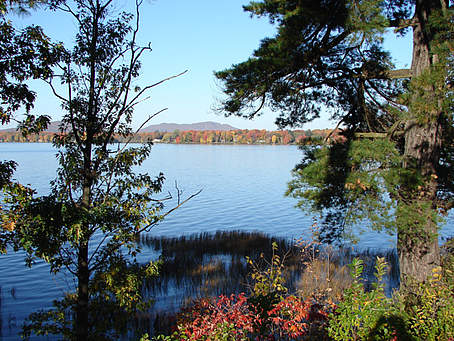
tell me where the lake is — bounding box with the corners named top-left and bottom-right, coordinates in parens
top-left (0, 143), bottom-right (453, 339)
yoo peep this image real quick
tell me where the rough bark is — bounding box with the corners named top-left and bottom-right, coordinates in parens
top-left (398, 0), bottom-right (444, 284)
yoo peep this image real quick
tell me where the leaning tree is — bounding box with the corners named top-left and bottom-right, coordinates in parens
top-left (215, 0), bottom-right (454, 283)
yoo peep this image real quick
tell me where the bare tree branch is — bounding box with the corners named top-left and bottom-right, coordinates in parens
top-left (135, 189), bottom-right (203, 234)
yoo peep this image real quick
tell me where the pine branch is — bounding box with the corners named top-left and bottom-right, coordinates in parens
top-left (358, 68), bottom-right (413, 80)
top-left (389, 17), bottom-right (419, 32)
top-left (387, 69), bottom-right (413, 79)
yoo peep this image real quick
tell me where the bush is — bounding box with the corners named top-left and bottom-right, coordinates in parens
top-left (267, 295), bottom-right (330, 340)
top-left (175, 293), bottom-right (257, 341)
top-left (327, 257), bottom-right (397, 340)
top-left (396, 266), bottom-right (454, 341)
top-left (328, 256), bottom-right (454, 341)
top-left (153, 243), bottom-right (454, 340)
top-left (154, 293), bottom-right (331, 341)
top-left (153, 242), bottom-right (332, 340)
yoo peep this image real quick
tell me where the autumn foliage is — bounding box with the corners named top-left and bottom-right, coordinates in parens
top-left (0, 128), bottom-right (341, 145)
top-left (153, 242), bottom-right (334, 340)
top-left (149, 238), bottom-right (454, 341)
top-left (176, 293), bottom-right (257, 340)
top-left (166, 293), bottom-right (331, 341)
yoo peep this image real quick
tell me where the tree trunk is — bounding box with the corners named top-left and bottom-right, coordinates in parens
top-left (75, 3), bottom-right (99, 337)
top-left (398, 0), bottom-right (443, 284)
top-left (76, 242), bottom-right (90, 340)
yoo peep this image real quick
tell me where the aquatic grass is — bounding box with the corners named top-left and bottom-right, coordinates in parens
top-left (139, 231), bottom-right (302, 305)
top-left (135, 231), bottom-right (401, 336)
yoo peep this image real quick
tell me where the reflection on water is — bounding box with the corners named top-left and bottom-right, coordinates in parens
top-left (141, 231), bottom-right (300, 306)
top-left (135, 231), bottom-right (301, 336)
top-left (136, 231), bottom-right (400, 336)
top-left (0, 143), bottom-right (449, 339)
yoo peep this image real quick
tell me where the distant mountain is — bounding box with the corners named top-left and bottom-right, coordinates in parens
top-left (140, 121), bottom-right (238, 132)
top-left (0, 121), bottom-right (62, 133)
top-left (0, 121), bottom-right (239, 134)
top-left (41, 121), bottom-right (62, 133)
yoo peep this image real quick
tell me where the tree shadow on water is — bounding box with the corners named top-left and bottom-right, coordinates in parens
top-left (291, 137), bottom-right (354, 245)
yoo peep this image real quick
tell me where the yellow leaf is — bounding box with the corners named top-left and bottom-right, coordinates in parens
top-left (4, 220), bottom-right (15, 231)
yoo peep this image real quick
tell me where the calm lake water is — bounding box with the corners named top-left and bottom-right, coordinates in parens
top-left (0, 143), bottom-right (453, 339)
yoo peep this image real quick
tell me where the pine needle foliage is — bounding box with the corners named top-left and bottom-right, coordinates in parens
top-left (216, 0), bottom-right (454, 283)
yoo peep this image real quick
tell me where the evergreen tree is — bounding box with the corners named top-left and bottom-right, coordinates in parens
top-left (215, 0), bottom-right (454, 283)
top-left (4, 0), bottom-right (193, 339)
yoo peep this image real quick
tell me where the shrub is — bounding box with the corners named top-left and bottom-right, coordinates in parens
top-left (328, 256), bottom-right (454, 340)
top-left (153, 241), bottom-right (332, 340)
top-left (327, 257), bottom-right (397, 340)
top-left (396, 266), bottom-right (454, 341)
top-left (156, 241), bottom-right (332, 340)
top-left (267, 295), bottom-right (331, 340)
top-left (168, 293), bottom-right (257, 340)
top-left (246, 241), bottom-right (288, 298)
top-left (155, 293), bottom-right (331, 341)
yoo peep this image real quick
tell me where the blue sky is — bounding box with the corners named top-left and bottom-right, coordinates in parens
top-left (11, 0), bottom-right (412, 131)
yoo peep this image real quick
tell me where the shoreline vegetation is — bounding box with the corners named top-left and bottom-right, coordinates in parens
top-left (0, 128), bottom-right (341, 145)
top-left (138, 231), bottom-right (453, 340)
top-left (136, 231), bottom-right (400, 336)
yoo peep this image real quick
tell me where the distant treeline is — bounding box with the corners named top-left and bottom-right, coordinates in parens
top-left (0, 128), bottom-right (340, 145)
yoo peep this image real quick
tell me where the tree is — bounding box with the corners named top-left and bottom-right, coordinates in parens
top-left (185, 131), bottom-right (193, 143)
top-left (0, 0), bottom-right (63, 253)
top-left (215, 0), bottom-right (454, 283)
top-left (0, 0), bottom-right (60, 133)
top-left (4, 0), bottom-right (195, 339)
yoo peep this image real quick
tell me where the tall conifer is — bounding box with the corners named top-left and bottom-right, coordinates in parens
top-left (216, 0), bottom-right (454, 283)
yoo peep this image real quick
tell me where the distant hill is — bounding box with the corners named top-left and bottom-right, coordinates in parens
top-left (0, 121), bottom-right (238, 133)
top-left (140, 121), bottom-right (238, 132)
top-left (41, 121), bottom-right (61, 133)
top-left (0, 120), bottom-right (339, 145)
top-left (0, 121), bottom-right (62, 133)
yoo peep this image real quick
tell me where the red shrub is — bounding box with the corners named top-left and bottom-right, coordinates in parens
top-left (175, 293), bottom-right (332, 340)
top-left (177, 293), bottom-right (258, 340)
